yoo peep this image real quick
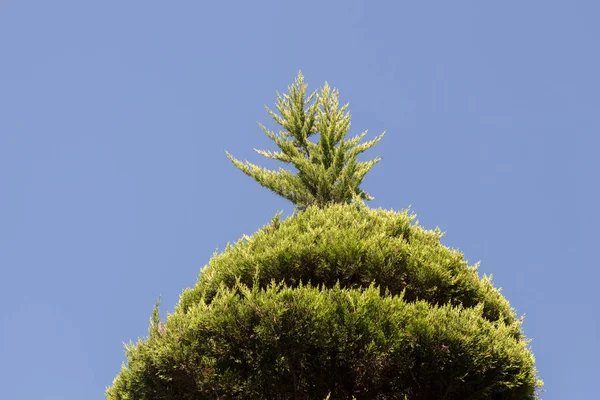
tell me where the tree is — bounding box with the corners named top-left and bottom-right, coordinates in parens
top-left (107, 73), bottom-right (541, 399)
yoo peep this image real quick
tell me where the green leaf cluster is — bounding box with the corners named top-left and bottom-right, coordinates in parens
top-left (107, 204), bottom-right (541, 399)
top-left (226, 71), bottom-right (384, 210)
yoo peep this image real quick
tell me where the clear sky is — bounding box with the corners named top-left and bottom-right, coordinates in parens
top-left (1, 1), bottom-right (597, 399)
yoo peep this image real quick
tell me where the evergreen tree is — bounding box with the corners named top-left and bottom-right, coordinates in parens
top-left (107, 73), bottom-right (541, 399)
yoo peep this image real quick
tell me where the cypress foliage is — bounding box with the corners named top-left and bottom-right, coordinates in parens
top-left (107, 74), bottom-right (541, 399)
top-left (226, 72), bottom-right (384, 210)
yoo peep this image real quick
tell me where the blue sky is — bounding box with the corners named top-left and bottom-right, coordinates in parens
top-left (1, 1), bottom-right (597, 398)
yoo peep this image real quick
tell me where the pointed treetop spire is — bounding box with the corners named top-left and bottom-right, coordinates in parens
top-left (226, 71), bottom-right (384, 210)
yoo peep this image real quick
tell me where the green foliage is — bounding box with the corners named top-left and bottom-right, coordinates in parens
top-left (226, 71), bottom-right (384, 210)
top-left (180, 205), bottom-right (516, 327)
top-left (149, 297), bottom-right (161, 337)
top-left (107, 205), bottom-right (540, 400)
top-left (107, 74), bottom-right (540, 399)
top-left (109, 282), bottom-right (536, 400)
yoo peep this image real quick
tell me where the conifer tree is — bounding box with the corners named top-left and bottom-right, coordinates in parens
top-left (226, 72), bottom-right (384, 210)
top-left (107, 73), bottom-right (541, 400)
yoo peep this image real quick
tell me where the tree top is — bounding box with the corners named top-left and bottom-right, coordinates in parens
top-left (226, 71), bottom-right (384, 210)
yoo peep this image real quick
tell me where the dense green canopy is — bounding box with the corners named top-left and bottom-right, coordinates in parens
top-left (107, 74), bottom-right (540, 399)
top-left (107, 205), bottom-right (539, 399)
